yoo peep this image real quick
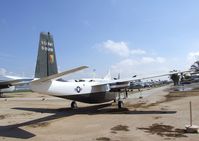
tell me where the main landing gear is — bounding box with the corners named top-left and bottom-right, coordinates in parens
top-left (116, 91), bottom-right (126, 109)
top-left (71, 101), bottom-right (78, 109)
top-left (118, 100), bottom-right (124, 109)
top-left (0, 92), bottom-right (3, 98)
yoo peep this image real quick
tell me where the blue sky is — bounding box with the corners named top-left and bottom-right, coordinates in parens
top-left (1, 0), bottom-right (199, 78)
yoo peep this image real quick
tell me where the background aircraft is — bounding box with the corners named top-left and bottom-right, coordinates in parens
top-left (0, 75), bottom-right (31, 97)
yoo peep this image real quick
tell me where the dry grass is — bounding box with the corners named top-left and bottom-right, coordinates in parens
top-left (126, 90), bottom-right (199, 109)
top-left (28, 122), bottom-right (50, 128)
top-left (96, 137), bottom-right (111, 141)
top-left (111, 125), bottom-right (130, 132)
top-left (137, 123), bottom-right (187, 138)
top-left (0, 115), bottom-right (6, 120)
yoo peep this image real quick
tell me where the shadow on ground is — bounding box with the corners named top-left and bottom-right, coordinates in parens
top-left (0, 103), bottom-right (176, 139)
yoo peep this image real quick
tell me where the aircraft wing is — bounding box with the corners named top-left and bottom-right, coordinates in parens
top-left (92, 70), bottom-right (190, 92)
top-left (32, 66), bottom-right (88, 83)
top-left (0, 79), bottom-right (33, 89)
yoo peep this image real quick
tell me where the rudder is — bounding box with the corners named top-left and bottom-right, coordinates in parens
top-left (35, 32), bottom-right (58, 78)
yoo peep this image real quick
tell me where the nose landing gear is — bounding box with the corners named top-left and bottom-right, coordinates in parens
top-left (117, 91), bottom-right (125, 109)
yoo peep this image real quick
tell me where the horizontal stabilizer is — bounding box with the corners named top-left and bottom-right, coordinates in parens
top-left (32, 66), bottom-right (88, 83)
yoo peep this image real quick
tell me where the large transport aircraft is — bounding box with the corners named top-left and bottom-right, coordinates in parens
top-left (0, 32), bottom-right (187, 108)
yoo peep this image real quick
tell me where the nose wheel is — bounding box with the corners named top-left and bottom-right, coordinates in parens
top-left (71, 101), bottom-right (78, 109)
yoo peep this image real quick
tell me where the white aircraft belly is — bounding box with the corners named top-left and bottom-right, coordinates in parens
top-left (30, 80), bottom-right (107, 96)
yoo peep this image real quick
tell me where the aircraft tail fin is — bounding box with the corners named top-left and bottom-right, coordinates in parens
top-left (104, 70), bottom-right (111, 80)
top-left (34, 32), bottom-right (58, 78)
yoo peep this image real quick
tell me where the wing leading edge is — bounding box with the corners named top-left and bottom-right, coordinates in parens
top-left (92, 70), bottom-right (190, 92)
top-left (32, 66), bottom-right (89, 83)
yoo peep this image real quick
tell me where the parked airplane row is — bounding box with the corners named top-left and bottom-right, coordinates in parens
top-left (0, 32), bottom-right (189, 108)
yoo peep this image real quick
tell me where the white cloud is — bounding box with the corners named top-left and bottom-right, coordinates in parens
top-left (141, 57), bottom-right (155, 63)
top-left (96, 40), bottom-right (167, 78)
top-left (0, 68), bottom-right (27, 77)
top-left (111, 57), bottom-right (167, 78)
top-left (131, 49), bottom-right (146, 55)
top-left (111, 59), bottom-right (138, 77)
top-left (111, 59), bottom-right (138, 70)
top-left (141, 57), bottom-right (165, 64)
top-left (156, 57), bottom-right (166, 63)
top-left (186, 51), bottom-right (199, 68)
top-left (100, 40), bottom-right (130, 57)
top-left (187, 52), bottom-right (199, 62)
top-left (98, 40), bottom-right (146, 57)
top-left (0, 68), bottom-right (7, 76)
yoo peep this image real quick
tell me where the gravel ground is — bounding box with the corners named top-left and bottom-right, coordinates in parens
top-left (0, 85), bottom-right (199, 141)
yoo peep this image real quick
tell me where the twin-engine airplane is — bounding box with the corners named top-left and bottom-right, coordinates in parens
top-left (0, 32), bottom-right (187, 108)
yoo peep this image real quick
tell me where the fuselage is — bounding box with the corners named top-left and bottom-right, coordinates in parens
top-left (30, 78), bottom-right (117, 103)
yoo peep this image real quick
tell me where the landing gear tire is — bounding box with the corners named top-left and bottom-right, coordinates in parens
top-left (71, 101), bottom-right (78, 109)
top-left (118, 100), bottom-right (124, 109)
top-left (0, 92), bottom-right (3, 98)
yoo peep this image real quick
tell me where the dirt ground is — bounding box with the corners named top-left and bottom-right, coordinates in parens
top-left (0, 85), bottom-right (199, 141)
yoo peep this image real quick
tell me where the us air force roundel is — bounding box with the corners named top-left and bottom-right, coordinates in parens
top-left (75, 86), bottom-right (82, 93)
